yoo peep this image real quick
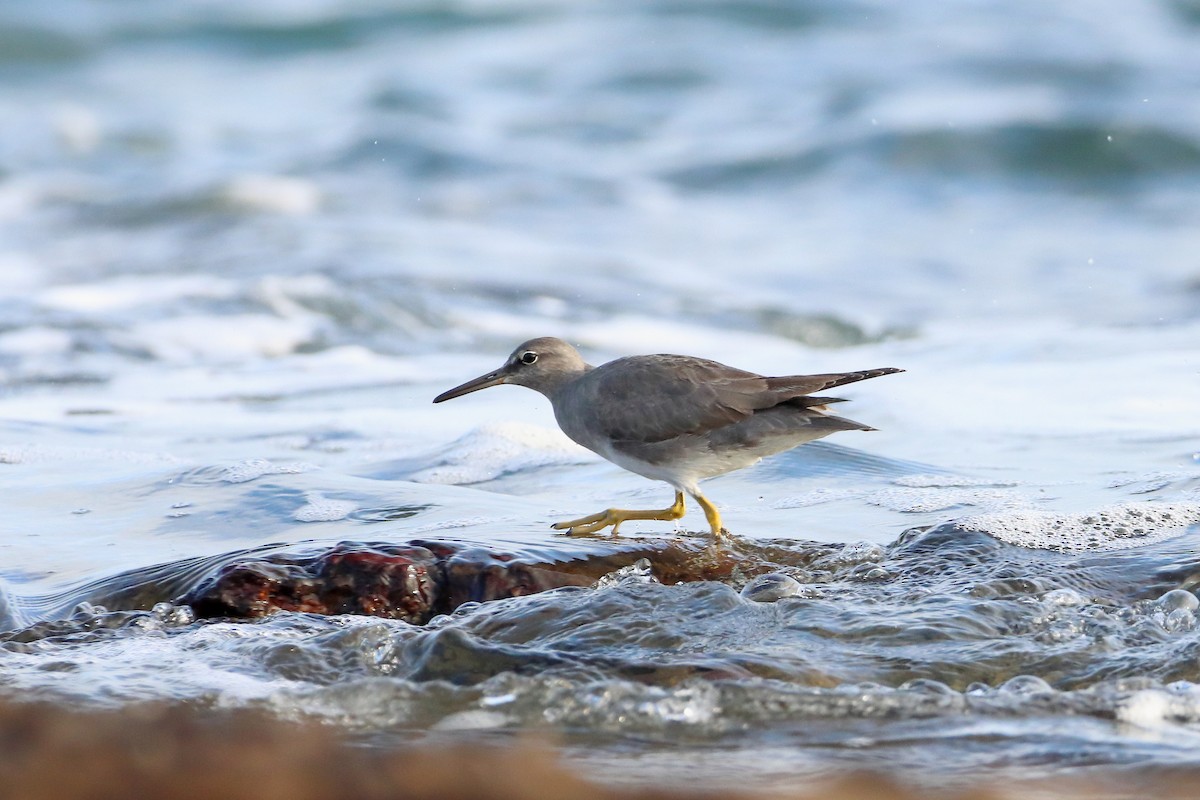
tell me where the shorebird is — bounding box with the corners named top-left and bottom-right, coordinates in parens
top-left (433, 337), bottom-right (901, 537)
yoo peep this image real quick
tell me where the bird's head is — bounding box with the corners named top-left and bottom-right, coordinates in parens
top-left (432, 337), bottom-right (589, 402)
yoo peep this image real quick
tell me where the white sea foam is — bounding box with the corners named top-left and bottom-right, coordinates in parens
top-left (960, 502), bottom-right (1200, 552)
top-left (0, 252), bottom-right (41, 290)
top-left (293, 492), bottom-right (358, 522)
top-left (867, 486), bottom-right (1023, 514)
top-left (409, 515), bottom-right (521, 533)
top-left (1115, 688), bottom-right (1200, 729)
top-left (407, 421), bottom-right (595, 485)
top-left (0, 443), bottom-right (182, 466)
top-left (53, 103), bottom-right (101, 155)
top-left (220, 458), bottom-right (315, 484)
top-left (219, 174), bottom-right (322, 215)
top-left (0, 619), bottom-right (312, 705)
top-left (771, 488), bottom-right (860, 509)
top-left (116, 313), bottom-right (321, 362)
top-left (880, 322), bottom-right (1200, 446)
top-left (1106, 471), bottom-right (1193, 494)
top-left (38, 274), bottom-right (239, 313)
top-left (0, 326), bottom-right (73, 356)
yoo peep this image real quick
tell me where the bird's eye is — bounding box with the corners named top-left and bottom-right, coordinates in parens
top-left (520, 351), bottom-right (538, 365)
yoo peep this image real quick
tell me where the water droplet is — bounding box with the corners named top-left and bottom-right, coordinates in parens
top-left (1042, 588), bottom-right (1086, 607)
top-left (1165, 608), bottom-right (1195, 633)
top-left (1156, 589), bottom-right (1199, 613)
top-left (597, 558), bottom-right (656, 588)
top-left (151, 602), bottom-right (195, 626)
top-left (999, 675), bottom-right (1054, 695)
top-left (741, 573), bottom-right (803, 603)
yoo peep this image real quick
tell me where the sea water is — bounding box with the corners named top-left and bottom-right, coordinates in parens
top-left (1, 0), bottom-right (1200, 793)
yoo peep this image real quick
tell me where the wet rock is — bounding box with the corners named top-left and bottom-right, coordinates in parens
top-left (176, 537), bottom-right (791, 624)
top-left (431, 544), bottom-right (594, 610)
top-left (185, 543), bottom-right (442, 624)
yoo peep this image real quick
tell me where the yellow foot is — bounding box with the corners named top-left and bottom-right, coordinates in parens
top-left (551, 492), bottom-right (685, 536)
top-left (694, 493), bottom-right (725, 539)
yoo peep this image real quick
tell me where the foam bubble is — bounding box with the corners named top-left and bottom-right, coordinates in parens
top-left (409, 516), bottom-right (520, 533)
top-left (407, 422), bottom-right (594, 485)
top-left (741, 573), bottom-right (804, 603)
top-left (1116, 689), bottom-right (1177, 729)
top-left (0, 444), bottom-right (181, 466)
top-left (1107, 471), bottom-right (1192, 494)
top-left (1156, 589), bottom-right (1200, 613)
top-left (997, 675), bottom-right (1055, 696)
top-left (960, 502), bottom-right (1200, 552)
top-left (293, 492), bottom-right (358, 522)
top-left (596, 558), bottom-right (657, 589)
top-left (220, 458), bottom-right (314, 484)
top-left (813, 541), bottom-right (886, 569)
top-left (151, 602), bottom-right (196, 626)
top-left (771, 488), bottom-right (858, 509)
top-left (1161, 608), bottom-right (1196, 633)
top-left (868, 486), bottom-right (1021, 514)
top-left (1041, 588), bottom-right (1086, 608)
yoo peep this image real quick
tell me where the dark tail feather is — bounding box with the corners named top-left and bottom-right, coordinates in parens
top-left (766, 367), bottom-right (904, 396)
top-left (815, 367), bottom-right (904, 390)
top-left (788, 395), bottom-right (849, 408)
top-left (811, 413), bottom-right (876, 433)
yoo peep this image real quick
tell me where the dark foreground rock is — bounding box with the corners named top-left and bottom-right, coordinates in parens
top-left (0, 697), bottom-right (1194, 800)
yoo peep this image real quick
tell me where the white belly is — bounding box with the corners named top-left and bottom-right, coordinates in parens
top-left (592, 433), bottom-right (808, 494)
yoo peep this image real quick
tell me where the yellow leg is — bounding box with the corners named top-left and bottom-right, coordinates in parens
top-left (552, 492), bottom-right (686, 535)
top-left (693, 493), bottom-right (725, 538)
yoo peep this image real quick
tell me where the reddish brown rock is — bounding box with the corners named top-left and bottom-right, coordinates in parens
top-left (184, 543), bottom-right (441, 624)
top-left (178, 537), bottom-right (778, 624)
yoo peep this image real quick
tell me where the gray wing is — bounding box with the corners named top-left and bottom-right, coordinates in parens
top-left (578, 355), bottom-right (766, 444)
top-left (576, 356), bottom-right (900, 445)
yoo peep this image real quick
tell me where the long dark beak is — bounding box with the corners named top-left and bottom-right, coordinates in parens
top-left (432, 367), bottom-right (510, 403)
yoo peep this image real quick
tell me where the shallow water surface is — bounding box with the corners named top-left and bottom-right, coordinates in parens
top-left (2, 0), bottom-right (1200, 794)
